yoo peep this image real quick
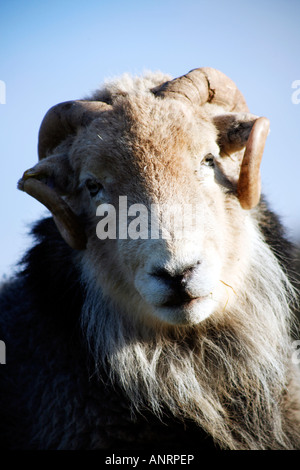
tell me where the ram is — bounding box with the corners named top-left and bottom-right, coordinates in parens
top-left (1, 67), bottom-right (300, 450)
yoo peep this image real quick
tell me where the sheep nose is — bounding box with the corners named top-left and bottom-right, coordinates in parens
top-left (151, 264), bottom-right (198, 292)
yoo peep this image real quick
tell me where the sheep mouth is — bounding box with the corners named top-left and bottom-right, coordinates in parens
top-left (161, 294), bottom-right (204, 308)
top-left (153, 294), bottom-right (214, 326)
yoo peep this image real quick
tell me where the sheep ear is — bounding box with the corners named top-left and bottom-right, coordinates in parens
top-left (213, 113), bottom-right (270, 210)
top-left (213, 113), bottom-right (259, 154)
top-left (18, 155), bottom-right (87, 250)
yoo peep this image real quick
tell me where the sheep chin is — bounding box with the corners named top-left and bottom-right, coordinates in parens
top-left (153, 296), bottom-right (215, 326)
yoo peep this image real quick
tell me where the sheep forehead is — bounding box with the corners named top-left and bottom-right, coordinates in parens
top-left (72, 93), bottom-right (219, 189)
top-left (101, 70), bottom-right (172, 97)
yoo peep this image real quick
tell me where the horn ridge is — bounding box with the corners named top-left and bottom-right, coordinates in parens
top-left (153, 69), bottom-right (210, 106)
top-left (153, 67), bottom-right (249, 113)
top-left (38, 100), bottom-right (111, 160)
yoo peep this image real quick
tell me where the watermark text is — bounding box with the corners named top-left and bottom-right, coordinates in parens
top-left (291, 80), bottom-right (300, 104)
top-left (96, 196), bottom-right (203, 241)
top-left (104, 453), bottom-right (195, 466)
top-left (0, 80), bottom-right (6, 104)
top-left (0, 340), bottom-right (6, 364)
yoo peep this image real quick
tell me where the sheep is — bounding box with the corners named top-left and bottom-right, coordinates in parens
top-left (1, 67), bottom-right (300, 450)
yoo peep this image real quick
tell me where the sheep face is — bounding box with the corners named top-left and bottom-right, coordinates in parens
top-left (19, 71), bottom-right (268, 327)
top-left (69, 96), bottom-right (252, 326)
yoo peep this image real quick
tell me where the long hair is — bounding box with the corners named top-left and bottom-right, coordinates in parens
top-left (81, 217), bottom-right (299, 450)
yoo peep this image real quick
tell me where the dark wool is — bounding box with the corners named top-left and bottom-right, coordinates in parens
top-left (0, 218), bottom-right (218, 450)
top-left (0, 197), bottom-right (297, 450)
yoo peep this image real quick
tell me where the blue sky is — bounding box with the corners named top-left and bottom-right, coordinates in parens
top-left (0, 0), bottom-right (299, 278)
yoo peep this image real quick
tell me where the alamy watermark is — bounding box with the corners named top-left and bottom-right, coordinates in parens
top-left (291, 80), bottom-right (300, 104)
top-left (0, 340), bottom-right (6, 364)
top-left (0, 80), bottom-right (6, 104)
top-left (95, 196), bottom-right (204, 240)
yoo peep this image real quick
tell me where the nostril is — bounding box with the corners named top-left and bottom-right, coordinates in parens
top-left (152, 268), bottom-right (163, 277)
top-left (151, 262), bottom-right (200, 290)
top-left (152, 268), bottom-right (173, 280)
top-left (151, 265), bottom-right (200, 307)
top-left (152, 268), bottom-right (181, 289)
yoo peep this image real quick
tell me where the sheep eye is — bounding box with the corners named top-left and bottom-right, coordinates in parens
top-left (85, 179), bottom-right (103, 197)
top-left (202, 153), bottom-right (215, 167)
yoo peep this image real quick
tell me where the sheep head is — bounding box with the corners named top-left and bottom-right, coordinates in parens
top-left (18, 68), bottom-right (270, 326)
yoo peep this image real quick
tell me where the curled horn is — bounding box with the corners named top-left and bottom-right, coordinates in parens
top-left (38, 100), bottom-right (112, 159)
top-left (20, 99), bottom-right (112, 250)
top-left (237, 117), bottom-right (270, 210)
top-left (20, 177), bottom-right (87, 250)
top-left (154, 67), bottom-right (269, 210)
top-left (153, 67), bottom-right (249, 112)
